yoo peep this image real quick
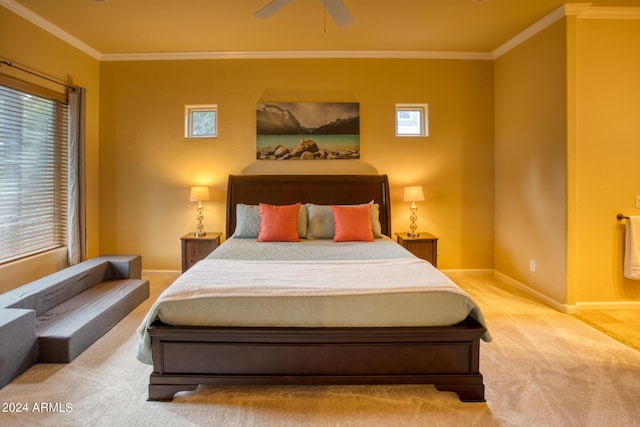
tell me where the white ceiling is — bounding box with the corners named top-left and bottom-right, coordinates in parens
top-left (4, 0), bottom-right (640, 60)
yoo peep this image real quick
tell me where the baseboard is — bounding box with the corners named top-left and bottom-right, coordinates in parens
top-left (493, 270), bottom-right (577, 314)
top-left (441, 269), bottom-right (494, 276)
top-left (493, 271), bottom-right (640, 313)
top-left (444, 268), bottom-right (575, 313)
top-left (576, 301), bottom-right (640, 311)
top-left (142, 269), bottom-right (181, 276)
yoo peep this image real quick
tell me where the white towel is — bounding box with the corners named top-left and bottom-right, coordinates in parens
top-left (624, 216), bottom-right (640, 280)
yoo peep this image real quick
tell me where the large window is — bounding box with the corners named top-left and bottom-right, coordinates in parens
top-left (0, 77), bottom-right (69, 263)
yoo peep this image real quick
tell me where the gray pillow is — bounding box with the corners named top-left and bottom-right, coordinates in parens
top-left (233, 204), bottom-right (261, 238)
top-left (306, 204), bottom-right (334, 239)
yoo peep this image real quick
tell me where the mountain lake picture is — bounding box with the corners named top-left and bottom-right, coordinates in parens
top-left (256, 102), bottom-right (360, 160)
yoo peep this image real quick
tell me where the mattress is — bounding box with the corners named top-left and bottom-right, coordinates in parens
top-left (136, 237), bottom-right (490, 364)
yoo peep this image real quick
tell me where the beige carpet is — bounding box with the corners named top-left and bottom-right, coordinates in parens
top-left (2, 271), bottom-right (640, 426)
top-left (573, 309), bottom-right (640, 353)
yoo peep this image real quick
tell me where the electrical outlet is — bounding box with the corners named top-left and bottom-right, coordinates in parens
top-left (636, 195), bottom-right (640, 209)
top-left (529, 260), bottom-right (536, 272)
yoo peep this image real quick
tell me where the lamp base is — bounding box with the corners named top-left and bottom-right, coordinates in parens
top-left (408, 205), bottom-right (419, 238)
top-left (194, 202), bottom-right (206, 237)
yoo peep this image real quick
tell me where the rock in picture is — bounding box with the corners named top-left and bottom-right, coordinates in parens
top-left (256, 102), bottom-right (360, 160)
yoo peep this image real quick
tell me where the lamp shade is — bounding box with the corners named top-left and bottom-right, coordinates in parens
top-left (189, 186), bottom-right (210, 202)
top-left (403, 186), bottom-right (425, 202)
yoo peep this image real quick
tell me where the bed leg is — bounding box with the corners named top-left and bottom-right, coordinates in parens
top-left (148, 383), bottom-right (198, 401)
top-left (435, 384), bottom-right (485, 402)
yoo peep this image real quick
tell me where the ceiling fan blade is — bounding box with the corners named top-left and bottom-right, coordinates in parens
top-left (323, 0), bottom-right (354, 27)
top-left (255, 0), bottom-right (293, 19)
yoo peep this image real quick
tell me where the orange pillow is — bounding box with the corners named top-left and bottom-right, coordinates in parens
top-left (257, 203), bottom-right (301, 242)
top-left (331, 204), bottom-right (374, 242)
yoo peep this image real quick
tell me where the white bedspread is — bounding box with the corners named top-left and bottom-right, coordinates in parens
top-left (136, 256), bottom-right (490, 364)
top-left (157, 258), bottom-right (463, 298)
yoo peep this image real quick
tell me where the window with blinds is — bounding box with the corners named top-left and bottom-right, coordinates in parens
top-left (0, 79), bottom-right (68, 264)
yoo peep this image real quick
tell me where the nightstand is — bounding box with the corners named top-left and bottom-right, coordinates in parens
top-left (181, 232), bottom-right (222, 272)
top-left (395, 232), bottom-right (439, 267)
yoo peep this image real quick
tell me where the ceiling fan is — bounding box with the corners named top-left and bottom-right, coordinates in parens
top-left (255, 0), bottom-right (354, 28)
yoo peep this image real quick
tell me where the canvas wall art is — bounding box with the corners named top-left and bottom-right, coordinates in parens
top-left (256, 102), bottom-right (360, 160)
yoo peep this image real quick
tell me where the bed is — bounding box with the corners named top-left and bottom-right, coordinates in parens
top-left (138, 174), bottom-right (490, 402)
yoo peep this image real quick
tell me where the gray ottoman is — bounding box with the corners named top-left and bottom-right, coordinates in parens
top-left (0, 309), bottom-right (37, 388)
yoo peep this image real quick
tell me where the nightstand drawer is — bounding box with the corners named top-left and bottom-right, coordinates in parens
top-left (181, 232), bottom-right (221, 272)
top-left (395, 232), bottom-right (438, 267)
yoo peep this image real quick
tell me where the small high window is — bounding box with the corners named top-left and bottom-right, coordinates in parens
top-left (396, 104), bottom-right (428, 137)
top-left (185, 104), bottom-right (217, 138)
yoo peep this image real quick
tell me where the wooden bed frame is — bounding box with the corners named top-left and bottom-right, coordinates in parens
top-left (147, 174), bottom-right (486, 402)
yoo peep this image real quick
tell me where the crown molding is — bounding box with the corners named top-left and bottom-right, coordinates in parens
top-left (1, 0), bottom-right (102, 60)
top-left (492, 3), bottom-right (640, 59)
top-left (492, 4), bottom-right (589, 59)
top-left (565, 2), bottom-right (594, 16)
top-left (4, 0), bottom-right (640, 63)
top-left (578, 7), bottom-right (640, 20)
top-left (100, 50), bottom-right (493, 62)
top-left (2, 0), bottom-right (490, 62)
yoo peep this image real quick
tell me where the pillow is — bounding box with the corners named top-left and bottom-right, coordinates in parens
top-left (298, 203), bottom-right (308, 238)
top-left (234, 203), bottom-right (307, 238)
top-left (368, 202), bottom-right (383, 238)
top-left (331, 204), bottom-right (374, 242)
top-left (233, 204), bottom-right (261, 238)
top-left (306, 201), bottom-right (382, 239)
top-left (306, 204), bottom-right (334, 239)
top-left (257, 203), bottom-right (301, 242)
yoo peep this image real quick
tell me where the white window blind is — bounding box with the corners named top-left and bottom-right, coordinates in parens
top-left (0, 79), bottom-right (68, 263)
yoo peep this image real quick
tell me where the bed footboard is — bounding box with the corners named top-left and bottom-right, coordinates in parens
top-left (147, 317), bottom-right (486, 402)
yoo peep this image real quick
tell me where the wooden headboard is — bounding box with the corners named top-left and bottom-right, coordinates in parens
top-left (226, 174), bottom-right (391, 238)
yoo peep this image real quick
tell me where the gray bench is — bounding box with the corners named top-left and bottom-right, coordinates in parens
top-left (0, 255), bottom-right (149, 388)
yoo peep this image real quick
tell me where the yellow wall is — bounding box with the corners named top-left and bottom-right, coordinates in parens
top-left (0, 8), bottom-right (100, 290)
top-left (573, 19), bottom-right (640, 304)
top-left (99, 59), bottom-right (495, 270)
top-left (3, 4), bottom-right (640, 310)
top-left (495, 16), bottom-right (640, 308)
top-left (494, 20), bottom-right (568, 304)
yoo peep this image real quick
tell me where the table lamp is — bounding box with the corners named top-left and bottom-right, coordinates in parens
top-left (189, 186), bottom-right (210, 237)
top-left (403, 185), bottom-right (425, 237)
